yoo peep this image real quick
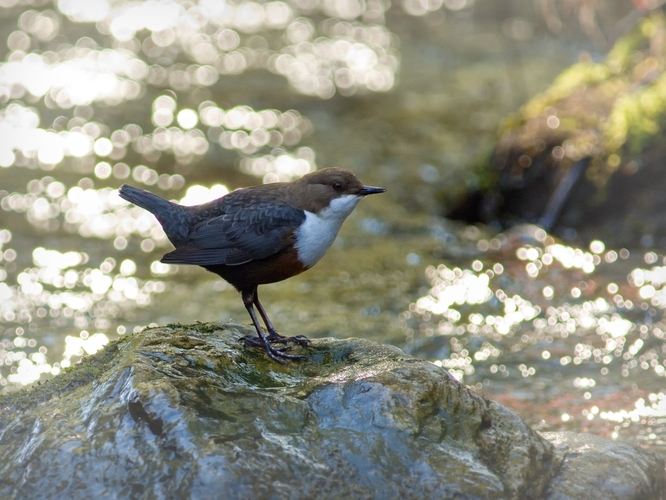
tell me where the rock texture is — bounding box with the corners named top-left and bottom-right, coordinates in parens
top-left (0, 322), bottom-right (661, 499)
top-left (543, 432), bottom-right (665, 500)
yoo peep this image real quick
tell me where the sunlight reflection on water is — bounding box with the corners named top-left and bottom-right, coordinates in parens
top-left (2, 0), bottom-right (662, 457)
top-left (0, 0), bottom-right (415, 390)
top-left (0, 235), bottom-right (169, 387)
top-left (402, 227), bottom-right (666, 450)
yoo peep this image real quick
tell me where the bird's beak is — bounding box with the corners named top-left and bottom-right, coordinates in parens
top-left (359, 186), bottom-right (386, 196)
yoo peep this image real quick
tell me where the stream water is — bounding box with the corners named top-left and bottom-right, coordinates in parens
top-left (3, 0), bottom-right (663, 460)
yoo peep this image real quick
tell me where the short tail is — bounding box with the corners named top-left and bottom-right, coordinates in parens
top-left (119, 185), bottom-right (189, 244)
top-left (119, 185), bottom-right (173, 216)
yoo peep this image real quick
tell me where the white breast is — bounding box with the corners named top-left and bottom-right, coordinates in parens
top-left (294, 194), bottom-right (362, 269)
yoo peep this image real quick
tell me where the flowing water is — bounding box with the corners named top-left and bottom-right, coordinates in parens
top-left (3, 0), bottom-right (663, 460)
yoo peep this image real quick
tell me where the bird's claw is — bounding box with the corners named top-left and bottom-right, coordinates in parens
top-left (241, 335), bottom-right (266, 348)
top-left (266, 332), bottom-right (311, 347)
top-left (241, 334), bottom-right (308, 362)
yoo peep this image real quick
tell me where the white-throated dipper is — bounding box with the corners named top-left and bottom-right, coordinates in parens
top-left (118, 168), bottom-right (386, 363)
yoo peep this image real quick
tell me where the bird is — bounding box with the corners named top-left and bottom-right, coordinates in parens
top-left (118, 168), bottom-right (386, 363)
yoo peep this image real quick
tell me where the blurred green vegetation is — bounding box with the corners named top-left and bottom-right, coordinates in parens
top-left (500, 13), bottom-right (666, 187)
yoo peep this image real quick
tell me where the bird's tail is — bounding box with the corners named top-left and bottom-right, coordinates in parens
top-left (119, 184), bottom-right (189, 244)
top-left (119, 184), bottom-right (173, 214)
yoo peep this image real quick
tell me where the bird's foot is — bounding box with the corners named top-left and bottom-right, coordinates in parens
top-left (241, 335), bottom-right (307, 363)
top-left (242, 332), bottom-right (310, 347)
top-left (266, 331), bottom-right (311, 347)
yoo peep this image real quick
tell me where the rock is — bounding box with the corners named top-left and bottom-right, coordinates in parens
top-left (450, 13), bottom-right (666, 246)
top-left (0, 323), bottom-right (551, 499)
top-left (0, 322), bottom-right (660, 499)
top-left (542, 432), bottom-right (665, 500)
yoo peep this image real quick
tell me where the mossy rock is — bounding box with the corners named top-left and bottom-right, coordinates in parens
top-left (454, 13), bottom-right (666, 246)
top-left (0, 322), bottom-right (661, 499)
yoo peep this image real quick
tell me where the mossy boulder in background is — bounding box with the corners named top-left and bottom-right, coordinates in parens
top-left (454, 13), bottom-right (666, 247)
top-left (0, 323), bottom-right (662, 499)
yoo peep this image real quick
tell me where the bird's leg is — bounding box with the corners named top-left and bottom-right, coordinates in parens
top-left (253, 290), bottom-right (311, 347)
top-left (241, 288), bottom-right (305, 362)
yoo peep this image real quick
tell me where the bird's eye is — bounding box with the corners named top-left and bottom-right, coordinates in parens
top-left (333, 182), bottom-right (342, 190)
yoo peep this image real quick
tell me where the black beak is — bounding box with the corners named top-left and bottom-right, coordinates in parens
top-left (360, 185), bottom-right (386, 196)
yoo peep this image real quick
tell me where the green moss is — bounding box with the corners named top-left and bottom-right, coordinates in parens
top-left (605, 69), bottom-right (666, 155)
top-left (522, 63), bottom-right (610, 121)
top-left (191, 321), bottom-right (227, 334)
top-left (497, 12), bottom-right (666, 185)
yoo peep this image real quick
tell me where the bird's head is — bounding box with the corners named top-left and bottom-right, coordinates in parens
top-left (293, 168), bottom-right (386, 219)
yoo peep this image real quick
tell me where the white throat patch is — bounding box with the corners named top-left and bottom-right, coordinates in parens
top-left (294, 194), bottom-right (362, 268)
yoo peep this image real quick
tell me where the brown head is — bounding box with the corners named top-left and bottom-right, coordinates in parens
top-left (289, 168), bottom-right (386, 213)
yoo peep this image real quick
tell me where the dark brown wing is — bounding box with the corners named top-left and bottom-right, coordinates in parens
top-left (160, 202), bottom-right (305, 266)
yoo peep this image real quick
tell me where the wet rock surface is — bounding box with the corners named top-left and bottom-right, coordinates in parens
top-left (0, 323), bottom-right (661, 499)
top-left (542, 432), bottom-right (665, 500)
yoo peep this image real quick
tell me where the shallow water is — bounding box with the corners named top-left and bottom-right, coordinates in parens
top-left (404, 225), bottom-right (666, 456)
top-left (2, 0), bottom-right (661, 459)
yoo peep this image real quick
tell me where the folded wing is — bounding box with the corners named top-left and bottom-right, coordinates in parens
top-left (161, 202), bottom-right (305, 266)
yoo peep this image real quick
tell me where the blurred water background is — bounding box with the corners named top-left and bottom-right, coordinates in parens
top-left (4, 0), bottom-right (666, 459)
